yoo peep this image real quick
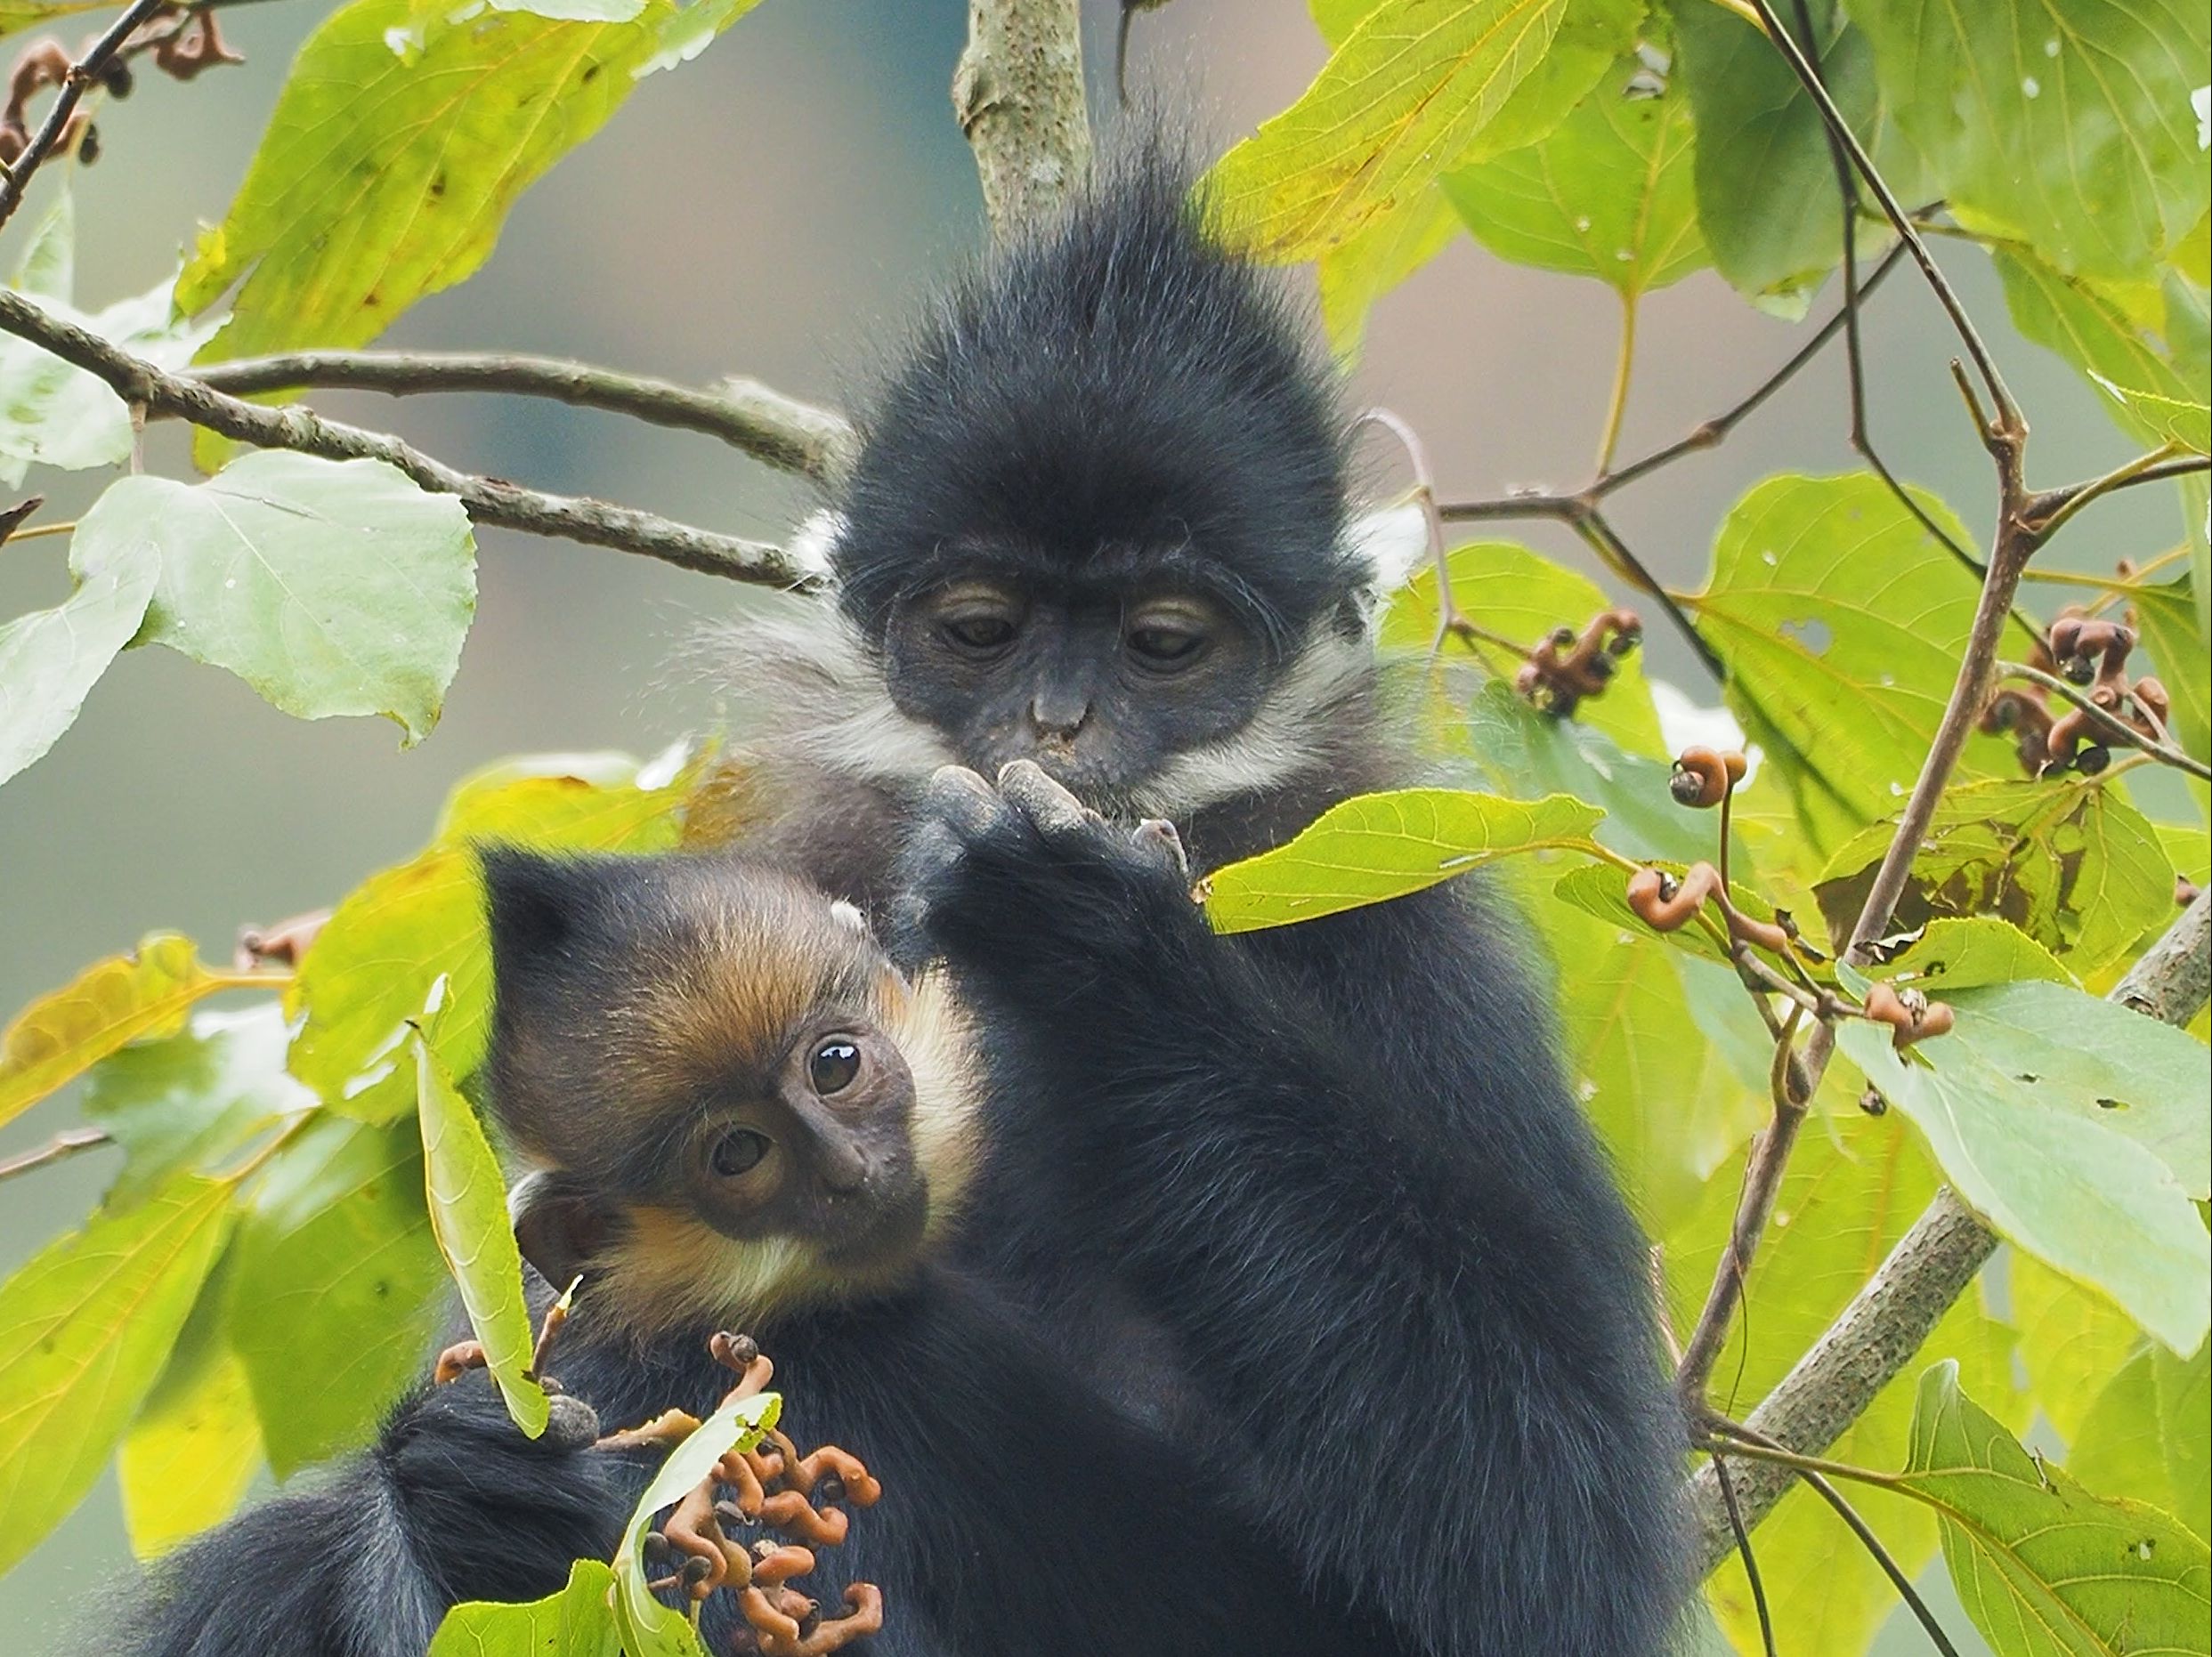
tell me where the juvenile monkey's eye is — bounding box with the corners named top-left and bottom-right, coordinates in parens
top-left (709, 1129), bottom-right (771, 1177)
top-left (809, 1039), bottom-right (863, 1095)
top-left (942, 615), bottom-right (1017, 653)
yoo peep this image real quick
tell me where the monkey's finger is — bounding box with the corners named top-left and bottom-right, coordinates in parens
top-left (1133, 819), bottom-right (1190, 880)
top-left (543, 1392), bottom-right (602, 1451)
top-left (923, 765), bottom-right (1001, 837)
top-left (997, 759), bottom-right (1098, 837)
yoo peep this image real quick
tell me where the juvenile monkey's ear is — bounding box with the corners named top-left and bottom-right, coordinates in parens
top-left (479, 845), bottom-right (594, 972)
top-left (509, 1170), bottom-right (613, 1293)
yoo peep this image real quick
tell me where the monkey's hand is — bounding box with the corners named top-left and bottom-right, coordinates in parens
top-left (899, 759), bottom-right (1199, 993)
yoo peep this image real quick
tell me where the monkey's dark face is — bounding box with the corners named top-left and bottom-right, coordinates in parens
top-left (882, 562), bottom-right (1272, 804)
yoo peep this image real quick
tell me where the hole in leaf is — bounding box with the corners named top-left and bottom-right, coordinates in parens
top-left (1779, 617), bottom-right (1834, 654)
top-left (2095, 1097), bottom-right (2126, 1111)
top-left (2016, 1072), bottom-right (2039, 1083)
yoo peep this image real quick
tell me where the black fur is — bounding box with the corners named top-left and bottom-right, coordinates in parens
top-left (906, 769), bottom-right (1689, 1654)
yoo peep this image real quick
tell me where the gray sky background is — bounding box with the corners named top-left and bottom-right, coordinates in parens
top-left (0, 1), bottom-right (2185, 1647)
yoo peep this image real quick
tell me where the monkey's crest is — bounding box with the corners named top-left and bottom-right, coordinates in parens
top-left (831, 152), bottom-right (1356, 651)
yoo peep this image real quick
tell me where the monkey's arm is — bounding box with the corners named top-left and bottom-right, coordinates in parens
top-left (118, 1375), bottom-right (630, 1657)
top-left (909, 764), bottom-right (1687, 1657)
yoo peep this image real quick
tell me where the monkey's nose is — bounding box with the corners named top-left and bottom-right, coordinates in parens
top-left (1027, 692), bottom-right (1091, 741)
top-left (817, 1140), bottom-right (871, 1195)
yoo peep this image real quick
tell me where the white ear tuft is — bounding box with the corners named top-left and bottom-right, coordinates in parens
top-left (829, 899), bottom-right (871, 937)
top-left (787, 509), bottom-right (848, 584)
top-left (1345, 499), bottom-right (1431, 596)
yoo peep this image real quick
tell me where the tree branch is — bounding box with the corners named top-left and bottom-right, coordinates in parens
top-left (0, 0), bottom-right (171, 234)
top-left (953, 0), bottom-right (1091, 236)
top-left (0, 287), bottom-right (812, 586)
top-left (0, 1125), bottom-right (110, 1183)
top-left (189, 351), bottom-right (856, 484)
top-left (1682, 887), bottom-right (2212, 1572)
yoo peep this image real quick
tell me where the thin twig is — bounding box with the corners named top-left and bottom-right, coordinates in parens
top-left (0, 1125), bottom-right (110, 1182)
top-left (1998, 660), bottom-right (2210, 780)
top-left (0, 0), bottom-right (171, 234)
top-left (189, 351), bottom-right (856, 483)
top-left (2022, 443), bottom-right (2188, 545)
top-left (1712, 1455), bottom-right (1779, 1657)
top-left (0, 287), bottom-right (809, 586)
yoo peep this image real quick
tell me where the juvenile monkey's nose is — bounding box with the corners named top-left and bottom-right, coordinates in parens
top-left (1028, 691), bottom-right (1090, 740)
top-left (817, 1139), bottom-right (871, 1195)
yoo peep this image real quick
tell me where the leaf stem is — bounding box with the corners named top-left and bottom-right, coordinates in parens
top-left (1596, 297), bottom-right (1637, 477)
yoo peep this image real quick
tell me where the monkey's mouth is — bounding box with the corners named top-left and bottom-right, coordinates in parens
top-left (813, 1172), bottom-right (931, 1277)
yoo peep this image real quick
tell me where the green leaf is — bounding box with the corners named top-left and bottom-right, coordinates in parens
top-left (0, 934), bottom-right (243, 1131)
top-left (286, 752), bottom-right (692, 1105)
top-left (1202, 788), bottom-right (1604, 932)
top-left (1205, 0), bottom-right (1570, 261)
top-left (414, 1020), bottom-right (547, 1438)
top-left (1668, 0), bottom-right (1924, 314)
top-left (2010, 1252), bottom-right (2148, 1448)
top-left (117, 1268), bottom-right (263, 1559)
top-left (1839, 977), bottom-right (2212, 1354)
top-left (1441, 51), bottom-right (1706, 295)
top-left (2130, 578), bottom-right (2208, 767)
top-left (0, 1174), bottom-right (236, 1575)
top-left (431, 1558), bottom-right (622, 1657)
top-left (178, 0), bottom-right (759, 367)
top-left (226, 1112), bottom-right (447, 1475)
top-left (1850, 0), bottom-right (2211, 282)
top-left (0, 529), bottom-right (158, 787)
top-left (1995, 249), bottom-right (2208, 449)
top-left (82, 1003), bottom-right (313, 1211)
top-left (1382, 539), bottom-right (1665, 753)
top-left (1545, 897), bottom-right (1764, 1232)
top-left (1689, 473), bottom-right (1997, 853)
top-left (12, 183), bottom-right (74, 303)
top-left (611, 1388), bottom-right (782, 1657)
top-left (1672, 1113), bottom-right (2024, 1653)
top-left (71, 453), bottom-right (477, 744)
top-left (0, 2), bottom-right (109, 40)
top-left (0, 274), bottom-right (215, 487)
top-left (1902, 1361), bottom-right (2212, 1654)
top-left (1860, 917), bottom-right (2077, 994)
top-left (2070, 1339), bottom-right (2212, 1544)
top-left (2090, 376), bottom-right (2211, 456)
top-left (1813, 776), bottom-right (2176, 974)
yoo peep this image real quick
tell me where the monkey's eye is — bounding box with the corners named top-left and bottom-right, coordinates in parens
top-left (1125, 623), bottom-right (1206, 668)
top-left (942, 615), bottom-right (1017, 654)
top-left (709, 1129), bottom-right (771, 1177)
top-left (809, 1039), bottom-right (863, 1095)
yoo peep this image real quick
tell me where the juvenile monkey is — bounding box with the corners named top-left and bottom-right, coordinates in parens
top-left (122, 850), bottom-right (1338, 1657)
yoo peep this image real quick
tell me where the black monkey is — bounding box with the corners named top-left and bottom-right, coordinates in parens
top-left (719, 157), bottom-right (1691, 1653)
top-left (121, 850), bottom-right (1343, 1657)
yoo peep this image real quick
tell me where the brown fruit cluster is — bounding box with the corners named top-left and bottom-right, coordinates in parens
top-left (1513, 609), bottom-right (1642, 718)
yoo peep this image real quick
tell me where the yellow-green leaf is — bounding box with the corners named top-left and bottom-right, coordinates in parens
top-left (0, 529), bottom-right (158, 788)
top-left (1902, 1361), bottom-right (2212, 1654)
top-left (225, 1113), bottom-right (446, 1475)
top-left (1996, 249), bottom-right (2208, 449)
top-left (179, 0), bottom-right (761, 364)
top-left (611, 1388), bottom-right (782, 1656)
top-left (1688, 473), bottom-right (2000, 855)
top-left (0, 934), bottom-right (243, 1131)
top-left (0, 1175), bottom-right (236, 1575)
top-left (1203, 788), bottom-right (1603, 932)
top-left (2089, 374), bottom-right (2211, 456)
top-left (117, 1281), bottom-right (263, 1559)
top-left (431, 1557), bottom-right (622, 1657)
top-left (2070, 1338), bottom-right (2212, 1544)
top-left (414, 1023), bottom-right (547, 1438)
top-left (1861, 917), bottom-right (2077, 994)
top-left (1441, 52), bottom-right (1706, 296)
top-left (1206, 0), bottom-right (1568, 262)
